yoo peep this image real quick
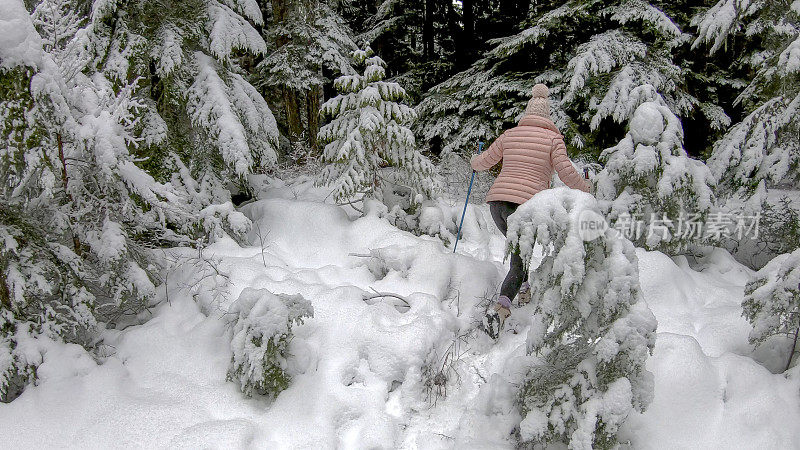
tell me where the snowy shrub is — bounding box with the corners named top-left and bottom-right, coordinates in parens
top-left (227, 288), bottom-right (313, 398)
top-left (0, 207), bottom-right (98, 402)
top-left (317, 46), bottom-right (440, 205)
top-left (506, 187), bottom-right (657, 449)
top-left (0, 321), bottom-right (38, 404)
top-left (757, 197), bottom-right (800, 261)
top-left (437, 152), bottom-right (494, 206)
top-left (367, 152), bottom-right (495, 244)
top-left (718, 193), bottom-right (800, 270)
top-left (594, 101), bottom-right (715, 254)
top-left (364, 199), bottom-right (462, 249)
top-left (742, 249), bottom-right (800, 372)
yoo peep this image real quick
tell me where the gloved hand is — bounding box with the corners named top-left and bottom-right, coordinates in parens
top-left (470, 154), bottom-right (480, 168)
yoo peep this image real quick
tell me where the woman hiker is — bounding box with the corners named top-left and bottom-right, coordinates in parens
top-left (471, 84), bottom-right (590, 339)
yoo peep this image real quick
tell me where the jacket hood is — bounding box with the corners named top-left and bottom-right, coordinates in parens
top-left (518, 115), bottom-right (560, 134)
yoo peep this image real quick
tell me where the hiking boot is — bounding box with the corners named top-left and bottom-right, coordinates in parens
top-left (518, 282), bottom-right (531, 305)
top-left (482, 297), bottom-right (511, 339)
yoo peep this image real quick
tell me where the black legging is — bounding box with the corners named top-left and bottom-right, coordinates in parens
top-left (489, 201), bottom-right (529, 301)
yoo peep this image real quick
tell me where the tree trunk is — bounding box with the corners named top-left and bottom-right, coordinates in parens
top-left (57, 133), bottom-right (81, 256)
top-left (423, 0), bottom-right (435, 60)
top-left (306, 86), bottom-right (321, 153)
top-left (0, 269), bottom-right (10, 309)
top-left (448, 1), bottom-right (463, 68)
top-left (458, 0), bottom-right (475, 69)
top-left (271, 0), bottom-right (289, 36)
top-left (284, 88), bottom-right (303, 145)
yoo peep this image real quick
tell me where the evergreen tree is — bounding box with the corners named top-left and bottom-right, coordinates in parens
top-left (1, 0), bottom-right (170, 401)
top-left (345, 0), bottom-right (470, 103)
top-left (693, 0), bottom-right (800, 197)
top-left (507, 188), bottom-right (657, 448)
top-left (415, 58), bottom-right (526, 155)
top-left (258, 0), bottom-right (356, 151)
top-left (0, 0), bottom-right (256, 402)
top-left (416, 0), bottom-right (725, 158)
top-left (81, 0), bottom-right (279, 197)
top-left (316, 47), bottom-right (439, 203)
top-left (594, 101), bottom-right (715, 253)
top-left (743, 248), bottom-right (800, 372)
top-left (354, 0), bottom-right (425, 70)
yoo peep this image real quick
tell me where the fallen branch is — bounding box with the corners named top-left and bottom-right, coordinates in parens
top-left (348, 252), bottom-right (373, 258)
top-left (363, 287), bottom-right (411, 308)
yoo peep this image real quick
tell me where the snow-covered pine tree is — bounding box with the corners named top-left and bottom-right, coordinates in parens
top-left (415, 59), bottom-right (527, 155)
top-left (82, 0), bottom-right (279, 204)
top-left (1, 1), bottom-right (61, 402)
top-left (258, 0), bottom-right (356, 150)
top-left (356, 0), bottom-right (413, 51)
top-left (506, 187), bottom-right (657, 449)
top-left (743, 248), bottom-right (800, 372)
top-left (352, 0), bottom-right (454, 98)
top-left (1, 0), bottom-right (103, 402)
top-left (317, 46), bottom-right (439, 204)
top-left (416, 0), bottom-right (726, 157)
top-left (594, 101), bottom-right (715, 253)
top-left (693, 0), bottom-right (800, 197)
top-left (0, 0), bottom-right (225, 402)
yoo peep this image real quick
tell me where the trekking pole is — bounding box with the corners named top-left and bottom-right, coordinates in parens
top-left (453, 141), bottom-right (484, 253)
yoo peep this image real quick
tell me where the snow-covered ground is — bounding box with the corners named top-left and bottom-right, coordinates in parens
top-left (1, 177), bottom-right (798, 449)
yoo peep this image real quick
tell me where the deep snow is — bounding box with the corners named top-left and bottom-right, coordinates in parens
top-left (1, 176), bottom-right (798, 449)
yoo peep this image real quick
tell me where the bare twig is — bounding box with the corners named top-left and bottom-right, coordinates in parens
top-left (254, 223), bottom-right (270, 268)
top-left (423, 329), bottom-right (473, 405)
top-left (472, 365), bottom-right (487, 383)
top-left (787, 324), bottom-right (800, 372)
top-left (337, 197), bottom-right (365, 207)
top-left (162, 247), bottom-right (233, 314)
top-left (363, 287), bottom-right (411, 308)
top-left (165, 272), bottom-right (170, 306)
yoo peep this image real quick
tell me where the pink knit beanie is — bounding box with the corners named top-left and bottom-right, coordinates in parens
top-left (525, 84), bottom-right (550, 118)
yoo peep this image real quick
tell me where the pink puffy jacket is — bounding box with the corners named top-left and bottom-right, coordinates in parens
top-left (471, 115), bottom-right (590, 204)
